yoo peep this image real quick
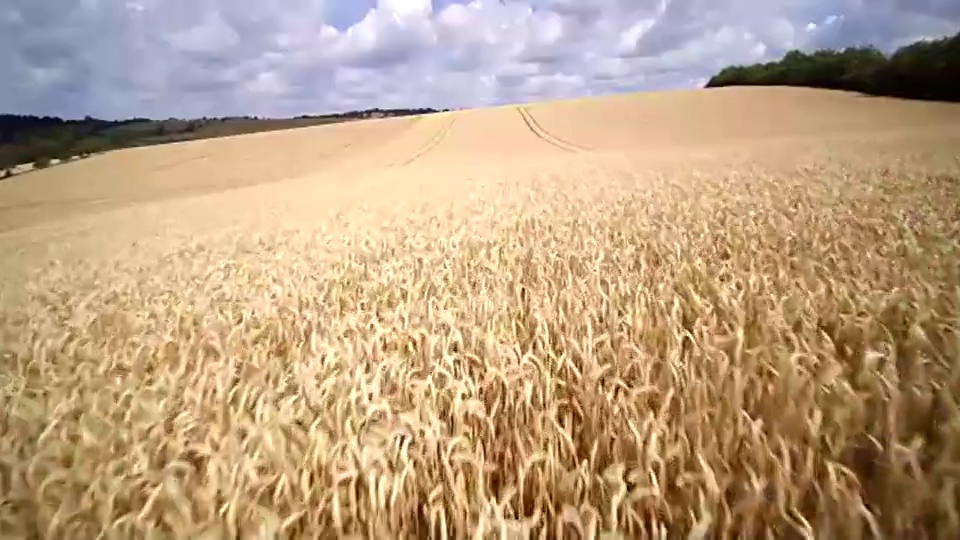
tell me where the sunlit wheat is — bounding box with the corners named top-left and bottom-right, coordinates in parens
top-left (2, 100), bottom-right (960, 539)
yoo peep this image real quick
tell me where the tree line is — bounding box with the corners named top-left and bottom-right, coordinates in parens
top-left (706, 30), bottom-right (960, 102)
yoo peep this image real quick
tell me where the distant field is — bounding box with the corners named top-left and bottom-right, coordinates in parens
top-left (0, 116), bottom-right (424, 232)
top-left (0, 109), bottom-right (442, 176)
top-left (1, 88), bottom-right (960, 538)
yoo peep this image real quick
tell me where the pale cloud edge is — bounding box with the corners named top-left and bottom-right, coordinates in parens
top-left (1, 0), bottom-right (957, 119)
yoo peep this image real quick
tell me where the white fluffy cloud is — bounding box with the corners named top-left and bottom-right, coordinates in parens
top-left (1, 0), bottom-right (957, 118)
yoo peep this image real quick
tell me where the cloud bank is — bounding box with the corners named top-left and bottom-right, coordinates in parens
top-left (2, 0), bottom-right (958, 118)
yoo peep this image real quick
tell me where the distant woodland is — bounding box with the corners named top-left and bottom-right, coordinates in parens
top-left (707, 31), bottom-right (960, 102)
top-left (0, 108), bottom-right (443, 174)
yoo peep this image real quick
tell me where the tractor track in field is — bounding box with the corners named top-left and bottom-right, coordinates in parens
top-left (391, 117), bottom-right (457, 167)
top-left (516, 106), bottom-right (589, 153)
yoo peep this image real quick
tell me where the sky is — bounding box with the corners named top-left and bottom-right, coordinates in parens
top-left (1, 0), bottom-right (958, 119)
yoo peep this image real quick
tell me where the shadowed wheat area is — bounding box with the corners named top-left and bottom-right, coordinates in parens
top-left (2, 89), bottom-right (960, 538)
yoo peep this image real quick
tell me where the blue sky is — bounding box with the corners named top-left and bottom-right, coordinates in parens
top-left (1, 0), bottom-right (958, 119)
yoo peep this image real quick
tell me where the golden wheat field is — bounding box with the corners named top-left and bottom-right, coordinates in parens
top-left (2, 87), bottom-right (960, 538)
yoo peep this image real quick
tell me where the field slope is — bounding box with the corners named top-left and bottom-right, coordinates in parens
top-left (2, 88), bottom-right (960, 538)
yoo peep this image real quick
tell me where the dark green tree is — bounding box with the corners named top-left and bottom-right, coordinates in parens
top-left (706, 31), bottom-right (960, 102)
